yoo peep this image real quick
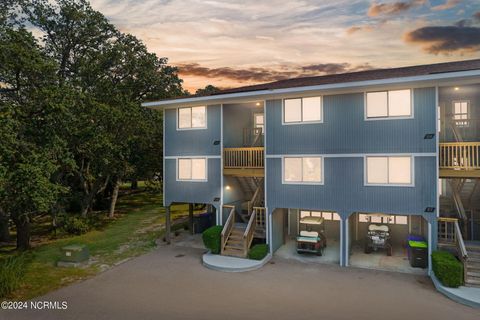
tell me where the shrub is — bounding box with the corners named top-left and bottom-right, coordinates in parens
top-left (0, 254), bottom-right (28, 298)
top-left (249, 244), bottom-right (269, 260)
top-left (202, 225), bottom-right (223, 254)
top-left (432, 251), bottom-right (463, 288)
top-left (62, 216), bottom-right (90, 235)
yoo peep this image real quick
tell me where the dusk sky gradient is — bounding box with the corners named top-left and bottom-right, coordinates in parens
top-left (88, 0), bottom-right (480, 92)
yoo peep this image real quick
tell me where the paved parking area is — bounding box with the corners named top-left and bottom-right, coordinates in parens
top-left (3, 245), bottom-right (479, 320)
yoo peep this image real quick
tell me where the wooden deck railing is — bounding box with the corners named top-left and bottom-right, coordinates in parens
top-left (439, 142), bottom-right (480, 170)
top-left (254, 206), bottom-right (266, 230)
top-left (224, 147), bottom-right (264, 168)
top-left (438, 217), bottom-right (468, 284)
top-left (221, 205), bottom-right (235, 255)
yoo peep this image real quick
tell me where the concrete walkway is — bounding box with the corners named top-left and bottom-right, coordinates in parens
top-left (4, 245), bottom-right (480, 320)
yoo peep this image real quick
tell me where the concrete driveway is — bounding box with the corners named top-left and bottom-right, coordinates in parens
top-left (3, 245), bottom-right (479, 320)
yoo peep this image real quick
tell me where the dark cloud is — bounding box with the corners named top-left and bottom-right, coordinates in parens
top-left (177, 63), bottom-right (374, 83)
top-left (367, 0), bottom-right (426, 17)
top-left (404, 25), bottom-right (480, 54)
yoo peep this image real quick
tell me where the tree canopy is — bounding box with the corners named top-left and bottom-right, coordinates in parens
top-left (0, 0), bottom-right (186, 249)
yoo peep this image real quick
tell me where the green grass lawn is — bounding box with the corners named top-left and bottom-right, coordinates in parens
top-left (5, 190), bottom-right (196, 300)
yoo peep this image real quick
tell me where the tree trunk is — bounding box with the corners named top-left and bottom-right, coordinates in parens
top-left (131, 179), bottom-right (138, 190)
top-left (81, 176), bottom-right (111, 217)
top-left (0, 208), bottom-right (10, 242)
top-left (12, 215), bottom-right (30, 251)
top-left (109, 178), bottom-right (120, 218)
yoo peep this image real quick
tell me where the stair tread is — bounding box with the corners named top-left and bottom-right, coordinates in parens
top-left (467, 271), bottom-right (480, 277)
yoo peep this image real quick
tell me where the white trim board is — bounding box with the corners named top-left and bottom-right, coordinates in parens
top-left (266, 153), bottom-right (436, 158)
top-left (142, 70), bottom-right (480, 108)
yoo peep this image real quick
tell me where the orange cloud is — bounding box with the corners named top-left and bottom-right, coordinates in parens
top-left (368, 0), bottom-right (426, 17)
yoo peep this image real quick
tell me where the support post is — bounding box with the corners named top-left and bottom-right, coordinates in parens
top-left (165, 206), bottom-right (171, 244)
top-left (189, 203), bottom-right (194, 235)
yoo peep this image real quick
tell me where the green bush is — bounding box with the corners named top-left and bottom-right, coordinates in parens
top-left (248, 244), bottom-right (269, 260)
top-left (202, 225), bottom-right (223, 254)
top-left (62, 216), bottom-right (90, 235)
top-left (432, 251), bottom-right (463, 288)
top-left (0, 254), bottom-right (28, 298)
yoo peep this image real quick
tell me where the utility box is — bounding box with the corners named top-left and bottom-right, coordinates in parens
top-left (60, 244), bottom-right (89, 263)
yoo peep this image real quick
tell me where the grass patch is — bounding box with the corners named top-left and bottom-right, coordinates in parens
top-left (2, 189), bottom-right (194, 300)
top-left (0, 254), bottom-right (29, 298)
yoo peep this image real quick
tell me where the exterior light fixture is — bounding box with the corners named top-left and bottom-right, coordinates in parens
top-left (454, 87), bottom-right (460, 91)
top-left (225, 185), bottom-right (231, 190)
top-left (256, 102), bottom-right (260, 106)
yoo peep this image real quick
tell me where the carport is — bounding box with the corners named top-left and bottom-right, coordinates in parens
top-left (347, 213), bottom-right (428, 274)
top-left (273, 209), bottom-right (341, 265)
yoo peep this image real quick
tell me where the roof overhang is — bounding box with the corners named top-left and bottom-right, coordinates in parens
top-left (142, 69), bottom-right (480, 109)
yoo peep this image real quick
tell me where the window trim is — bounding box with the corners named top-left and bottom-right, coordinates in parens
top-left (176, 157), bottom-right (208, 182)
top-left (364, 89), bottom-right (414, 121)
top-left (452, 100), bottom-right (470, 127)
top-left (282, 156), bottom-right (324, 185)
top-left (253, 112), bottom-right (264, 134)
top-left (364, 155), bottom-right (414, 187)
top-left (282, 96), bottom-right (323, 125)
top-left (176, 106), bottom-right (208, 130)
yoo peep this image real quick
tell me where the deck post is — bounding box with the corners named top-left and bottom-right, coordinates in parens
top-left (165, 205), bottom-right (171, 244)
top-left (189, 203), bottom-right (194, 235)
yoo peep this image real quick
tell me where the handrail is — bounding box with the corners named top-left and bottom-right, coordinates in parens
top-left (454, 221), bottom-right (468, 259)
top-left (253, 206), bottom-right (266, 230)
top-left (448, 179), bottom-right (468, 220)
top-left (221, 206), bottom-right (235, 255)
top-left (243, 127), bottom-right (263, 147)
top-left (224, 147), bottom-right (264, 169)
top-left (439, 142), bottom-right (480, 170)
top-left (242, 210), bottom-right (257, 257)
top-left (247, 184), bottom-right (262, 214)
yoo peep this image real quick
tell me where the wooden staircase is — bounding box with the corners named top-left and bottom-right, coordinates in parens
top-left (221, 205), bottom-right (264, 258)
top-left (465, 242), bottom-right (480, 287)
top-left (223, 224), bottom-right (249, 258)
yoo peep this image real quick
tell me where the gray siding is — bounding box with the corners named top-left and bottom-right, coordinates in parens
top-left (164, 158), bottom-right (221, 206)
top-left (164, 105), bottom-right (221, 157)
top-left (266, 88), bottom-right (436, 154)
top-left (266, 156), bottom-right (437, 221)
top-left (271, 208), bottom-right (286, 252)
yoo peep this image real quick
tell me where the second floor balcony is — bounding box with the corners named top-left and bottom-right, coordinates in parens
top-left (440, 142), bottom-right (480, 178)
top-left (224, 147), bottom-right (264, 177)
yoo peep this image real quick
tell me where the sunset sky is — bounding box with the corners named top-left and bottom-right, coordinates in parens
top-left (88, 0), bottom-right (480, 93)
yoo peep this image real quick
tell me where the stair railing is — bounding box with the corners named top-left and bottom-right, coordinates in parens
top-left (448, 179), bottom-right (468, 220)
top-left (221, 205), bottom-right (235, 255)
top-left (438, 217), bottom-right (468, 284)
top-left (243, 127), bottom-right (263, 147)
top-left (247, 184), bottom-right (262, 215)
top-left (243, 209), bottom-right (257, 257)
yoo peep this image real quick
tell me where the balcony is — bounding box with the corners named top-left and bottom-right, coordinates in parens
top-left (439, 142), bottom-right (480, 178)
top-left (223, 147), bottom-right (264, 177)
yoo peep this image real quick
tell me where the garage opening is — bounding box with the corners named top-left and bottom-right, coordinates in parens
top-left (274, 209), bottom-right (341, 265)
top-left (348, 213), bottom-right (428, 274)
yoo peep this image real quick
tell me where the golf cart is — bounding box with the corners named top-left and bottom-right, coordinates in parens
top-left (365, 224), bottom-right (392, 256)
top-left (296, 216), bottom-right (327, 256)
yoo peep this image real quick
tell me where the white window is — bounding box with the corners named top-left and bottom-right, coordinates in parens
top-left (284, 157), bottom-right (323, 184)
top-left (284, 96), bottom-right (322, 123)
top-left (366, 156), bottom-right (413, 186)
top-left (254, 113), bottom-right (264, 133)
top-left (177, 158), bottom-right (207, 181)
top-left (453, 101), bottom-right (469, 127)
top-left (178, 106), bottom-right (206, 129)
top-left (300, 210), bottom-right (339, 221)
top-left (366, 89), bottom-right (412, 119)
